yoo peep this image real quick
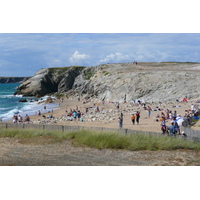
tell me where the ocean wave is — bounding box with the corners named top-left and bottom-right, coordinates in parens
top-left (0, 108), bottom-right (22, 121)
top-left (14, 94), bottom-right (23, 98)
top-left (0, 95), bottom-right (15, 98)
top-left (0, 107), bottom-right (7, 111)
top-left (0, 100), bottom-right (59, 121)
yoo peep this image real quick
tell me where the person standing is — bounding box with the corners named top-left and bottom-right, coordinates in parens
top-left (118, 116), bottom-right (123, 129)
top-left (191, 104), bottom-right (195, 114)
top-left (77, 110), bottom-right (81, 121)
top-left (161, 117), bottom-right (167, 134)
top-left (168, 122), bottom-right (175, 136)
top-left (174, 122), bottom-right (180, 135)
top-left (136, 111), bottom-right (140, 125)
top-left (73, 110), bottom-right (77, 121)
top-left (147, 106), bottom-right (152, 118)
top-left (131, 114), bottom-right (135, 125)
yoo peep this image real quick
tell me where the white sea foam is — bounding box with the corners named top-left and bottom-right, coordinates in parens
top-left (0, 100), bottom-right (59, 121)
top-left (0, 108), bottom-right (22, 121)
top-left (0, 95), bottom-right (15, 98)
top-left (15, 95), bottom-right (23, 98)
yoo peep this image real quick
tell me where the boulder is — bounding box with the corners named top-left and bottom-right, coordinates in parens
top-left (18, 99), bottom-right (28, 102)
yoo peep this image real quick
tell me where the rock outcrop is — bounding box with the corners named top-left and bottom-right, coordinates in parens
top-left (14, 62), bottom-right (200, 102)
top-left (14, 66), bottom-right (85, 97)
top-left (0, 77), bottom-right (30, 83)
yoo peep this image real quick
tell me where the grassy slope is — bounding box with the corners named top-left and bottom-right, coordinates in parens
top-left (1, 128), bottom-right (200, 151)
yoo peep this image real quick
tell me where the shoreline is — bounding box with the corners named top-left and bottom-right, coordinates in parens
top-left (5, 98), bottom-right (60, 123)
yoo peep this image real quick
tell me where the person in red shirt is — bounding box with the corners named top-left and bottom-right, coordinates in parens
top-left (136, 111), bottom-right (140, 125)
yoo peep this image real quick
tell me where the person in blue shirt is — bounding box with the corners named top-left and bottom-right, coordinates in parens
top-left (168, 122), bottom-right (175, 136)
top-left (73, 111), bottom-right (77, 121)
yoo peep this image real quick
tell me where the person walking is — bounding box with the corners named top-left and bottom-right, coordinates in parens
top-left (136, 111), bottom-right (140, 125)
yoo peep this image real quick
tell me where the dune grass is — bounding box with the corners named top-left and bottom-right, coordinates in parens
top-left (1, 128), bottom-right (200, 151)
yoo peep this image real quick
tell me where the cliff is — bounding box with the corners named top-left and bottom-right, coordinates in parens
top-left (14, 62), bottom-right (200, 102)
top-left (0, 77), bottom-right (30, 83)
top-left (14, 66), bottom-right (85, 97)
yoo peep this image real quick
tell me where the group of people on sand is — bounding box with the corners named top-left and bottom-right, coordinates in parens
top-left (159, 106), bottom-right (199, 137)
top-left (118, 111), bottom-right (141, 129)
top-left (64, 103), bottom-right (101, 122)
top-left (65, 107), bottom-right (84, 122)
top-left (13, 114), bottom-right (30, 123)
top-left (116, 97), bottom-right (200, 137)
top-left (131, 111), bottom-right (140, 125)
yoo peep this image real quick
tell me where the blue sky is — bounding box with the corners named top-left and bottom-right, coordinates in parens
top-left (1, 33), bottom-right (200, 76)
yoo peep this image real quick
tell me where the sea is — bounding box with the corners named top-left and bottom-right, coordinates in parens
top-left (0, 83), bottom-right (59, 121)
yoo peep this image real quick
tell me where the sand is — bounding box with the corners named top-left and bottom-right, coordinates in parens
top-left (26, 97), bottom-right (200, 133)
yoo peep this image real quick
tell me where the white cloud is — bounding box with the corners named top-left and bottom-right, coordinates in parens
top-left (99, 52), bottom-right (132, 63)
top-left (69, 51), bottom-right (90, 65)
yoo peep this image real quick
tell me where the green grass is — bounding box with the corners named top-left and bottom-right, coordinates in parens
top-left (102, 71), bottom-right (110, 76)
top-left (84, 71), bottom-right (94, 80)
top-left (1, 128), bottom-right (200, 151)
top-left (48, 66), bottom-right (85, 75)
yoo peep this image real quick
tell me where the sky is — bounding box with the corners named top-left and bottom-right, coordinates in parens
top-left (1, 33), bottom-right (200, 77)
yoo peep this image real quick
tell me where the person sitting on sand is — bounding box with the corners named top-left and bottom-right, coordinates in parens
top-left (161, 112), bottom-right (165, 119)
top-left (24, 114), bottom-right (30, 122)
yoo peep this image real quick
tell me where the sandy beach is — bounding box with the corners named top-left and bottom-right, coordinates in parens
top-left (23, 96), bottom-right (200, 134)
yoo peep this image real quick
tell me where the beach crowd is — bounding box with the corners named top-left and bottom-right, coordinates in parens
top-left (10, 96), bottom-right (200, 137)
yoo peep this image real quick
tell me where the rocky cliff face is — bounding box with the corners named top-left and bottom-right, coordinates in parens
top-left (14, 62), bottom-right (200, 102)
top-left (14, 66), bottom-right (85, 97)
top-left (0, 77), bottom-right (30, 83)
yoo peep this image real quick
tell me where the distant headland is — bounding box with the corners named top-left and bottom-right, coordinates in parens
top-left (0, 77), bottom-right (30, 83)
